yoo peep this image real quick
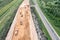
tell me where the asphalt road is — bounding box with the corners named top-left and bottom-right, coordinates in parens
top-left (32, 0), bottom-right (60, 40)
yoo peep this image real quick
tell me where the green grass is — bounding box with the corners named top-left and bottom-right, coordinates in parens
top-left (37, 0), bottom-right (60, 36)
top-left (31, 7), bottom-right (51, 40)
top-left (0, 0), bottom-right (13, 9)
top-left (0, 0), bottom-right (17, 17)
top-left (0, 0), bottom-right (23, 40)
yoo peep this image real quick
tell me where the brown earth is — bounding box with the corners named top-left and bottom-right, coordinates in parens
top-left (12, 5), bottom-right (31, 40)
top-left (5, 0), bottom-right (38, 40)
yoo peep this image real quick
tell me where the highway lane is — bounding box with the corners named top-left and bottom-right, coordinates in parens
top-left (32, 0), bottom-right (60, 40)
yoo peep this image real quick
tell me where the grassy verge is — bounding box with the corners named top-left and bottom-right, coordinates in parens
top-left (31, 7), bottom-right (51, 40)
top-left (37, 0), bottom-right (60, 36)
top-left (0, 0), bottom-right (23, 40)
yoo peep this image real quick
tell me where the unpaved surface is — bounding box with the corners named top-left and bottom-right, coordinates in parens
top-left (12, 6), bottom-right (31, 40)
top-left (6, 0), bottom-right (38, 40)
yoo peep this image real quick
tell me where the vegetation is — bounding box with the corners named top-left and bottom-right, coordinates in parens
top-left (0, 0), bottom-right (22, 40)
top-left (0, 0), bottom-right (13, 9)
top-left (0, 0), bottom-right (17, 17)
top-left (31, 7), bottom-right (51, 40)
top-left (37, 0), bottom-right (60, 36)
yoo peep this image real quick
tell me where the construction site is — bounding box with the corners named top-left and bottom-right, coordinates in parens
top-left (0, 0), bottom-right (60, 40)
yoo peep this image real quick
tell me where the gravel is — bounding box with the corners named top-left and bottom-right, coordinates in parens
top-left (31, 8), bottom-right (47, 40)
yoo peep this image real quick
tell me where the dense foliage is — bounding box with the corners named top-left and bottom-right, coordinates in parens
top-left (37, 0), bottom-right (60, 36)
